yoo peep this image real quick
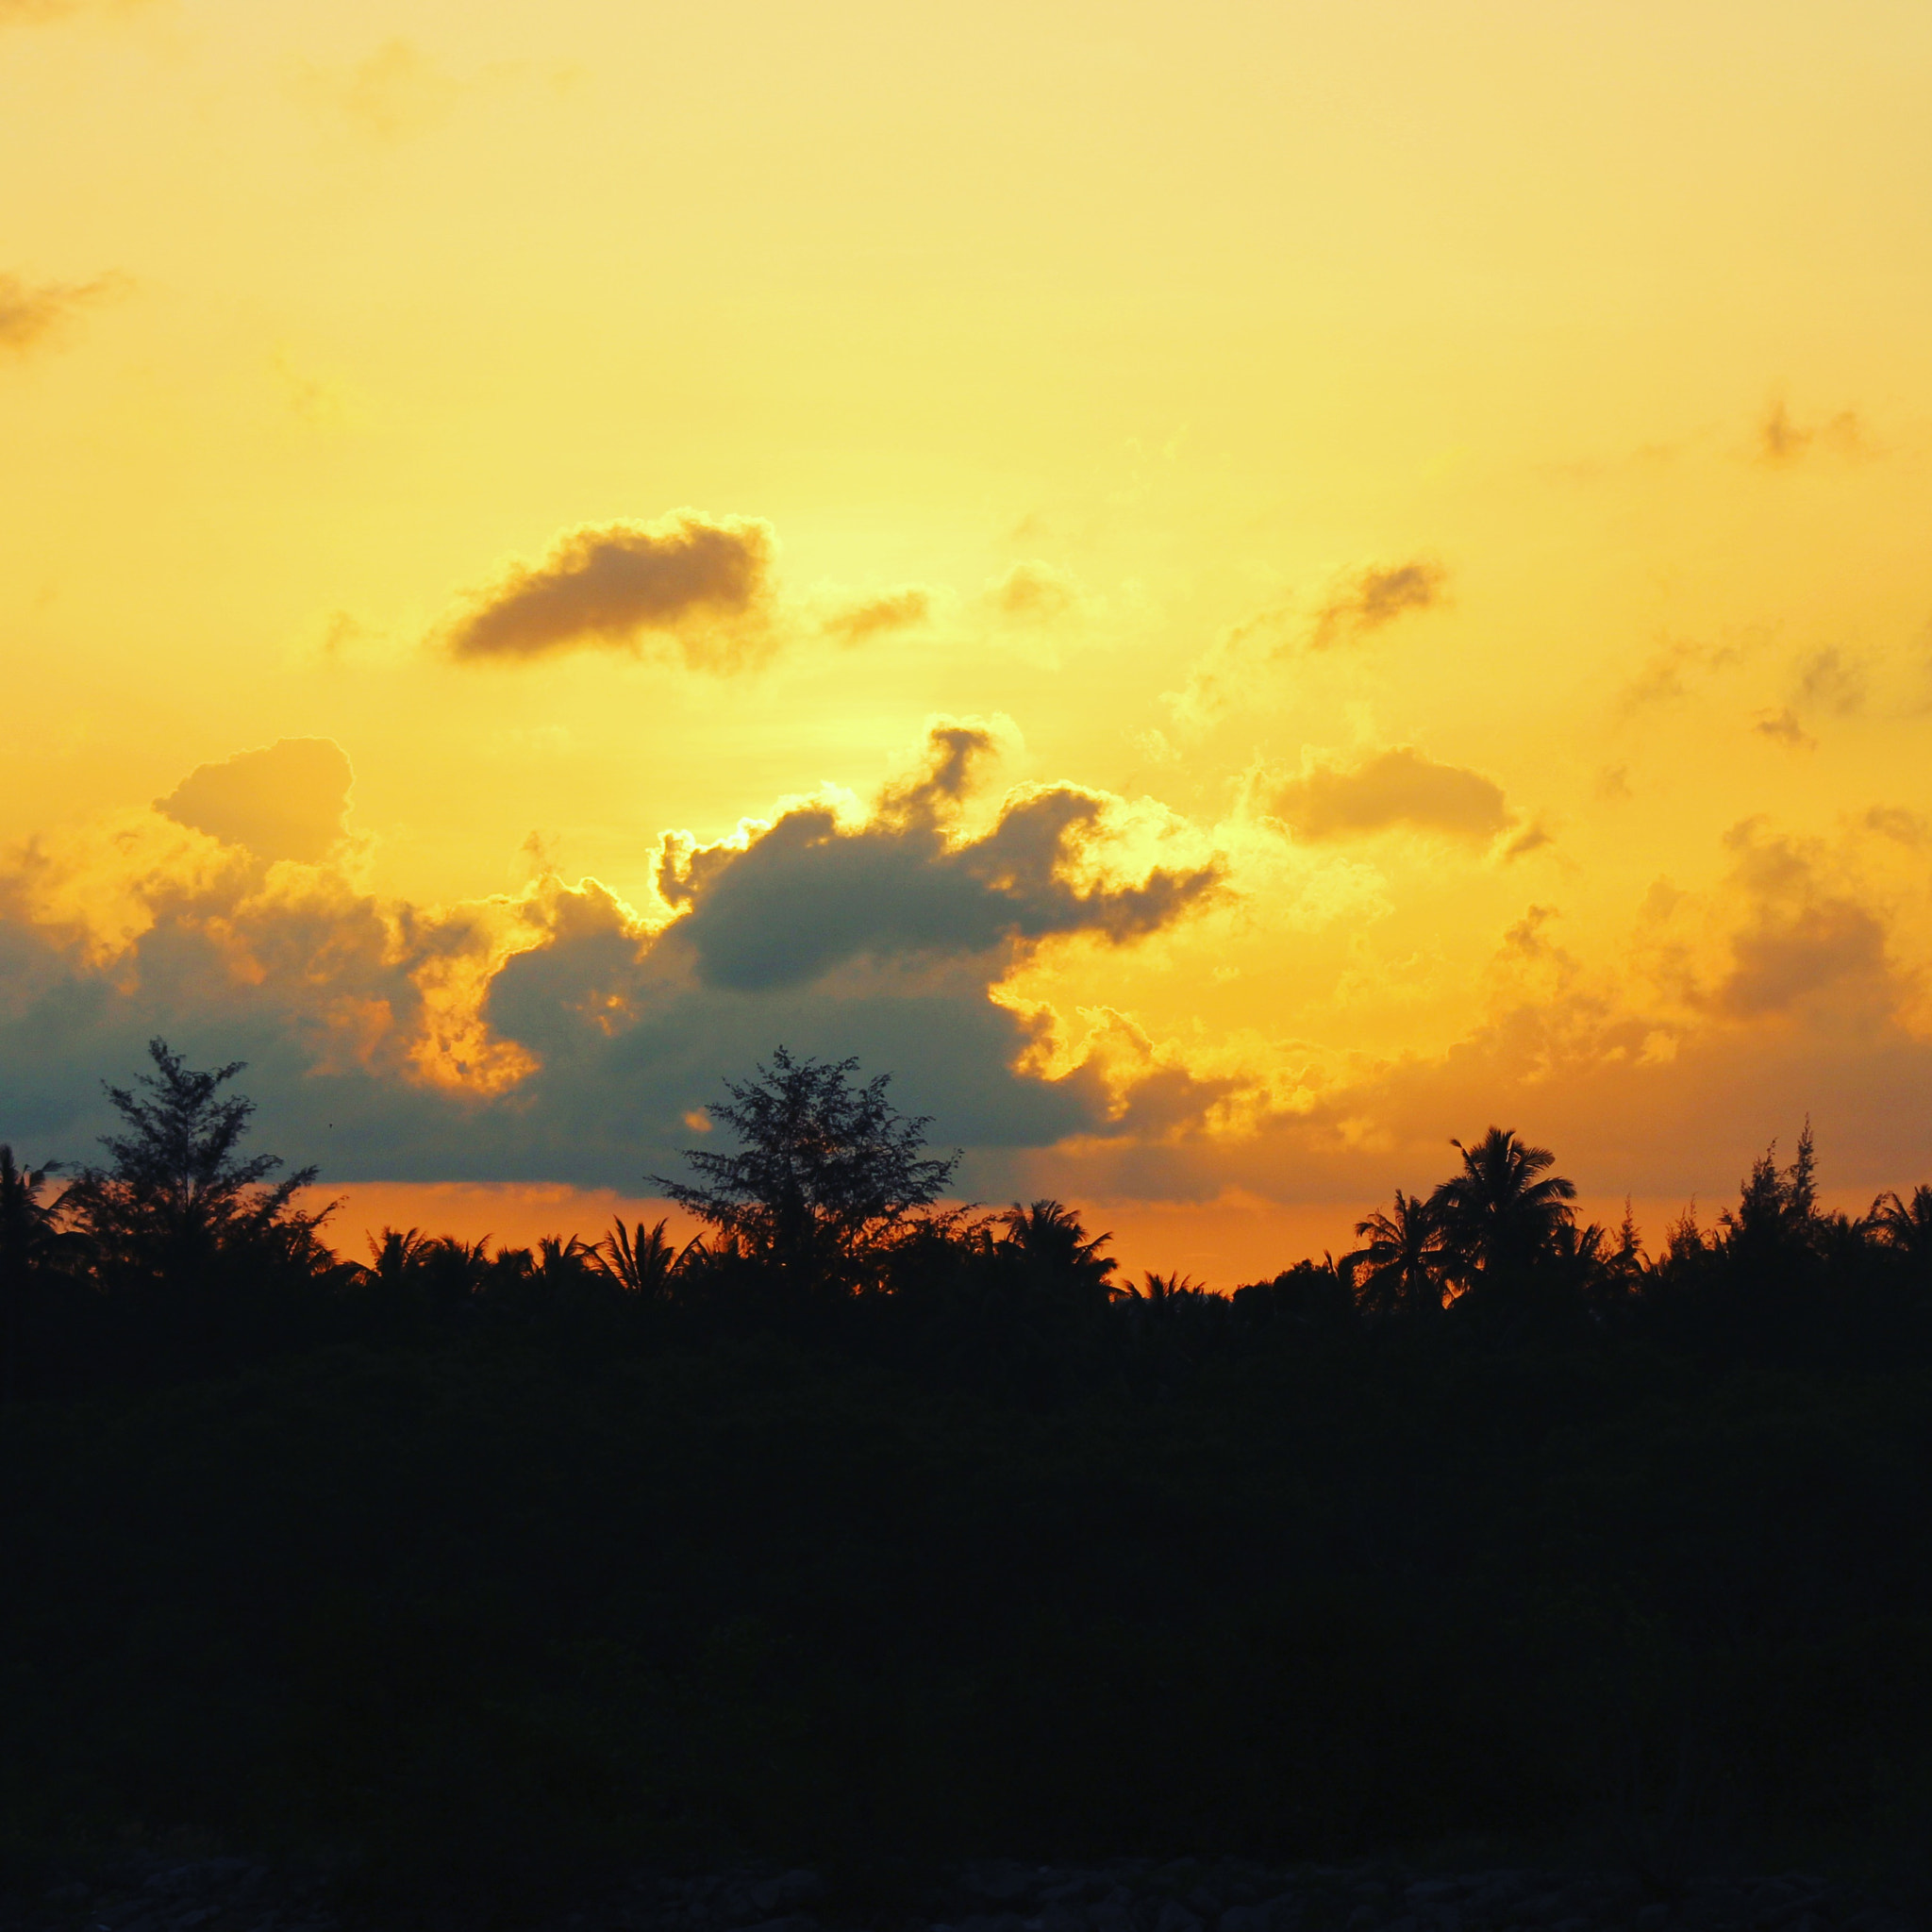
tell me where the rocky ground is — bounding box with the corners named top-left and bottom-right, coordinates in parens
top-left (3, 1853), bottom-right (1922, 1932)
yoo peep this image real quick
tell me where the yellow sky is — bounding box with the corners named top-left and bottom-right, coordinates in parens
top-left (5, 0), bottom-right (1932, 1280)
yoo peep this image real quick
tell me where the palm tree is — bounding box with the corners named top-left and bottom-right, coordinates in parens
top-left (1345, 1189), bottom-right (1446, 1317)
top-left (998, 1199), bottom-right (1119, 1298)
top-left (1, 1146), bottom-right (84, 1398)
top-left (1431, 1126), bottom-right (1576, 1281)
top-left (1870, 1184), bottom-right (1932, 1269)
top-left (594, 1218), bottom-right (691, 1298)
top-left (362, 1224), bottom-right (434, 1286)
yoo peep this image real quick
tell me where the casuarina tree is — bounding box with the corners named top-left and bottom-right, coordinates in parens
top-left (655, 1047), bottom-right (958, 1293)
top-left (62, 1039), bottom-right (335, 1324)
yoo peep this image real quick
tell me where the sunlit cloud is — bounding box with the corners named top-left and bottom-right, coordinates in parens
top-left (156, 739), bottom-right (355, 866)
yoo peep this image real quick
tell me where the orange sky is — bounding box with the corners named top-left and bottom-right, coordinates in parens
top-left (6, 0), bottom-right (1932, 1285)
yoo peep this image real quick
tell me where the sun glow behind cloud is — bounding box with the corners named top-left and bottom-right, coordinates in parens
top-left (4, 0), bottom-right (1932, 1277)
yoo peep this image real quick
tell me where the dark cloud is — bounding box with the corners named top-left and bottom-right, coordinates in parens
top-left (822, 588), bottom-right (931, 647)
top-left (0, 270), bottom-right (122, 357)
top-left (443, 511), bottom-right (775, 667)
top-left (1309, 559), bottom-right (1444, 650)
top-left (658, 727), bottom-right (1223, 991)
top-left (1267, 747), bottom-right (1513, 844)
top-left (156, 738), bottom-right (354, 864)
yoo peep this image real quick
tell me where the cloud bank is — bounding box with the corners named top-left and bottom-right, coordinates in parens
top-left (0, 727), bottom-right (1224, 1193)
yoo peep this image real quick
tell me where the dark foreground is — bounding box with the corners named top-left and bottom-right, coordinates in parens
top-left (2, 1851), bottom-right (1922, 1932)
top-left (5, 1312), bottom-right (1932, 1915)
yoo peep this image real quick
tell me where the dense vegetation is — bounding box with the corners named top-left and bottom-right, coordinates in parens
top-left (3, 1041), bottom-right (1931, 1907)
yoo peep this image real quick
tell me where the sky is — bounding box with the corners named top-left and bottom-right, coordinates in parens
top-left (5, 0), bottom-right (1932, 1282)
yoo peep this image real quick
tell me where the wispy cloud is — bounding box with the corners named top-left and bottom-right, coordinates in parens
top-left (1309, 558), bottom-right (1445, 650)
top-left (1757, 397), bottom-right (1863, 466)
top-left (821, 587), bottom-right (932, 647)
top-left (984, 560), bottom-right (1084, 625)
top-left (0, 270), bottom-right (125, 358)
top-left (1754, 708), bottom-right (1817, 752)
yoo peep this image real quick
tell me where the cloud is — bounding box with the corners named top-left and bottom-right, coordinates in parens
top-left (821, 587), bottom-right (931, 646)
top-left (442, 510), bottom-right (776, 668)
top-left (1757, 398), bottom-right (1863, 466)
top-left (658, 725), bottom-right (1224, 991)
top-left (1616, 638), bottom-right (1743, 717)
top-left (1309, 558), bottom-right (1445, 650)
top-left (1265, 747), bottom-right (1514, 844)
top-left (1795, 646), bottom-right (1865, 717)
top-left (985, 560), bottom-right (1082, 625)
top-left (0, 270), bottom-right (124, 358)
top-left (298, 38), bottom-right (463, 141)
top-left (1704, 820), bottom-right (1897, 1022)
top-left (1164, 558), bottom-right (1447, 727)
top-left (1501, 818), bottom-right (1555, 861)
top-left (0, 729), bottom-right (1225, 1192)
top-left (1753, 708), bottom-right (1817, 751)
top-left (156, 739), bottom-right (355, 865)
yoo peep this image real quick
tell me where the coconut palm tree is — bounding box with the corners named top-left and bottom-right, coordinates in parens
top-left (594, 1218), bottom-right (691, 1298)
top-left (998, 1198), bottom-right (1119, 1297)
top-left (1, 1146), bottom-right (85, 1397)
top-left (1431, 1126), bottom-right (1576, 1281)
top-left (1869, 1184), bottom-right (1932, 1270)
top-left (1345, 1188), bottom-right (1446, 1318)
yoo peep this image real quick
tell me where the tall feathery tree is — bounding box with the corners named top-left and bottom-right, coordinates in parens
top-left (62, 1040), bottom-right (334, 1302)
top-left (654, 1048), bottom-right (958, 1292)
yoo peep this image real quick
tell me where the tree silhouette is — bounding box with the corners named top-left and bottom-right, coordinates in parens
top-left (1431, 1125), bottom-right (1576, 1283)
top-left (1870, 1184), bottom-right (1932, 1271)
top-left (62, 1039), bottom-right (333, 1313)
top-left (0, 1146), bottom-right (84, 1397)
top-left (655, 1047), bottom-right (958, 1292)
top-left (1345, 1188), bottom-right (1446, 1318)
top-left (997, 1198), bottom-right (1119, 1300)
top-left (594, 1218), bottom-right (690, 1299)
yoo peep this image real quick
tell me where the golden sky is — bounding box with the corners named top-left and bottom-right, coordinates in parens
top-left (6, 0), bottom-right (1932, 1280)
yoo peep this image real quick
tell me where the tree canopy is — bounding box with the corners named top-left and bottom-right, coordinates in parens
top-left (654, 1047), bottom-right (959, 1290)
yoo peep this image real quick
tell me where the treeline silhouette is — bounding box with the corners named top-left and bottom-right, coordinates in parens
top-left (4, 1041), bottom-right (1932, 1907)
